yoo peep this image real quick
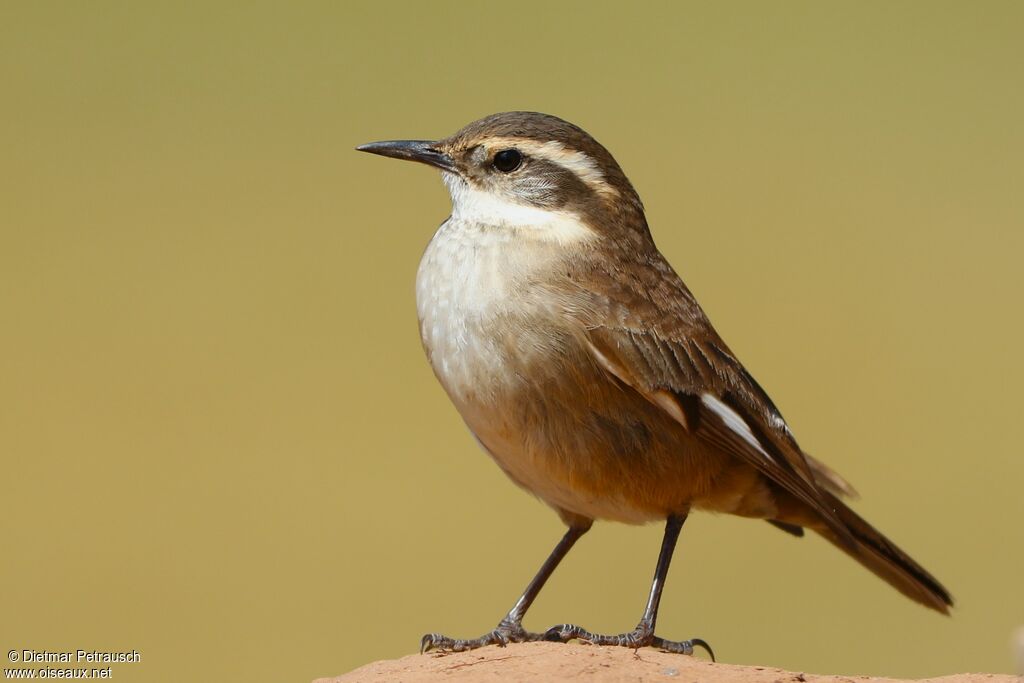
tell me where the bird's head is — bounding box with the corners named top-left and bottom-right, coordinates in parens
top-left (358, 112), bottom-right (648, 243)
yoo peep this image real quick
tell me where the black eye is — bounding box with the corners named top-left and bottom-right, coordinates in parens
top-left (493, 149), bottom-right (522, 173)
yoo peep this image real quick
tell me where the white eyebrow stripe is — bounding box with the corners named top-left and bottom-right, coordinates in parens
top-left (486, 137), bottom-right (619, 199)
top-left (701, 393), bottom-right (776, 462)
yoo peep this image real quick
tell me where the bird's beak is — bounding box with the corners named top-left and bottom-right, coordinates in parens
top-left (356, 139), bottom-right (457, 173)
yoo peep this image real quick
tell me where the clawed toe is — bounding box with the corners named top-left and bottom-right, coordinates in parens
top-left (542, 623), bottom-right (713, 659)
top-left (420, 623), bottom-right (544, 654)
top-left (651, 635), bottom-right (715, 660)
top-left (543, 622), bottom-right (651, 648)
top-left (417, 517), bottom-right (713, 660)
top-left (543, 623), bottom-right (593, 644)
top-left (420, 631), bottom-right (501, 653)
top-left (420, 633), bottom-right (446, 654)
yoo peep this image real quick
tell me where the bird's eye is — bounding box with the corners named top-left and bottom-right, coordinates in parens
top-left (493, 149), bottom-right (523, 173)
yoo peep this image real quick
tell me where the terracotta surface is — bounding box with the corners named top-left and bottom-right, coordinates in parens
top-left (316, 642), bottom-right (1019, 683)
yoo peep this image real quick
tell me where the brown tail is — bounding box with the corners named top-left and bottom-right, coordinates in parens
top-left (813, 491), bottom-right (952, 614)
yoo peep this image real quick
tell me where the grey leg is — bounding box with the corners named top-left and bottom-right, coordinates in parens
top-left (543, 514), bottom-right (714, 659)
top-left (421, 523), bottom-right (591, 653)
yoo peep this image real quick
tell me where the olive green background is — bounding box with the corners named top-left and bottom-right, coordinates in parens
top-left (2, 2), bottom-right (1022, 681)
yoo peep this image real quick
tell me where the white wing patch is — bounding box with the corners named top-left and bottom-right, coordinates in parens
top-left (701, 393), bottom-right (775, 462)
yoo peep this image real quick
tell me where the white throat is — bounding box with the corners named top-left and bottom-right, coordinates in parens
top-left (442, 173), bottom-right (595, 245)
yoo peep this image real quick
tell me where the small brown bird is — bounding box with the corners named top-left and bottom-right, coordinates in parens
top-left (357, 112), bottom-right (952, 656)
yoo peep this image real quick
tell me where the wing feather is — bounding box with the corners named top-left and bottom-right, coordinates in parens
top-left (586, 328), bottom-right (854, 545)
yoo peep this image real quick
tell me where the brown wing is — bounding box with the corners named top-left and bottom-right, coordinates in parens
top-left (570, 248), bottom-right (856, 546)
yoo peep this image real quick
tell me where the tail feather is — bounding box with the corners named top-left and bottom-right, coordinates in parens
top-left (815, 491), bottom-right (953, 614)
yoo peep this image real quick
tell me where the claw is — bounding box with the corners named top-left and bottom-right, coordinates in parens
top-left (691, 638), bottom-right (715, 662)
top-left (543, 622), bottom-right (711, 658)
top-left (424, 622), bottom-right (713, 659)
top-left (420, 633), bottom-right (443, 654)
top-left (419, 624), bottom-right (546, 654)
top-left (542, 624), bottom-right (576, 642)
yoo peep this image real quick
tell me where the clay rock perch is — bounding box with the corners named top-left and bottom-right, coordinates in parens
top-left (316, 642), bottom-right (1019, 683)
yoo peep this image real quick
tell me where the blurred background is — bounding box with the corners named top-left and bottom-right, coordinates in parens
top-left (2, 2), bottom-right (1022, 681)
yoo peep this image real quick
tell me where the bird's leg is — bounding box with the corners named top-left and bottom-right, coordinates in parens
top-left (421, 523), bottom-right (591, 653)
top-left (543, 514), bottom-right (714, 659)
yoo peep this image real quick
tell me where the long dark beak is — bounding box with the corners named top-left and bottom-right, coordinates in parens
top-left (355, 139), bottom-right (457, 173)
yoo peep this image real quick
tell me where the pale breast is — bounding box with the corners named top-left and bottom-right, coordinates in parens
top-left (415, 218), bottom-right (563, 404)
top-left (415, 218), bottom-right (670, 523)
top-left (413, 215), bottom-right (745, 524)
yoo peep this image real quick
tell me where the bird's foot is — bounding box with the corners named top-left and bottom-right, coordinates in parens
top-left (543, 622), bottom-right (714, 659)
top-left (420, 619), bottom-right (545, 653)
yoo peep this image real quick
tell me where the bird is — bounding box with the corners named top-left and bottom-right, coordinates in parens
top-left (356, 111), bottom-right (952, 657)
